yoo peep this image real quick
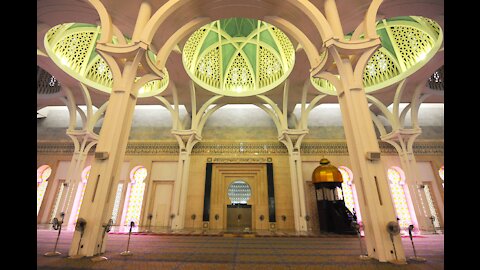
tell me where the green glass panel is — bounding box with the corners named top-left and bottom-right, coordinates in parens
top-left (243, 43), bottom-right (257, 75)
top-left (221, 19), bottom-right (236, 37)
top-left (87, 49), bottom-right (98, 64)
top-left (385, 16), bottom-right (416, 23)
top-left (181, 17), bottom-right (297, 96)
top-left (147, 50), bottom-right (156, 62)
top-left (199, 30), bottom-right (219, 56)
top-left (377, 28), bottom-right (396, 57)
top-left (222, 43), bottom-right (237, 76)
top-left (68, 23), bottom-right (97, 30)
top-left (238, 18), bottom-right (257, 37)
top-left (83, 33), bottom-right (101, 64)
top-left (259, 30), bottom-right (279, 55)
top-left (220, 18), bottom-right (256, 37)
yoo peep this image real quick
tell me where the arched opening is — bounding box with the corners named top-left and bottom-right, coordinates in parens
top-left (387, 166), bottom-right (416, 231)
top-left (37, 165), bottom-right (52, 216)
top-left (226, 180), bottom-right (253, 231)
top-left (69, 165), bottom-right (91, 225)
top-left (122, 166), bottom-right (148, 228)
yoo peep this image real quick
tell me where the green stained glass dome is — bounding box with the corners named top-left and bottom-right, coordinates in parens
top-left (182, 18), bottom-right (295, 97)
top-left (311, 16), bottom-right (443, 95)
top-left (43, 23), bottom-right (169, 98)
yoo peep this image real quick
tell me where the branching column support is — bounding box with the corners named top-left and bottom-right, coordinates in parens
top-left (62, 131), bottom-right (98, 227)
top-left (318, 40), bottom-right (406, 263)
top-left (170, 130), bottom-right (201, 230)
top-left (381, 129), bottom-right (432, 232)
top-left (257, 80), bottom-right (309, 232)
top-left (58, 84), bottom-right (107, 228)
top-left (372, 81), bottom-right (434, 233)
top-left (68, 40), bottom-right (160, 256)
top-left (168, 82), bottom-right (223, 230)
top-left (278, 129), bottom-right (309, 232)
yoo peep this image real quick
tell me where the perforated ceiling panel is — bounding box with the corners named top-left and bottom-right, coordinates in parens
top-left (182, 18), bottom-right (295, 97)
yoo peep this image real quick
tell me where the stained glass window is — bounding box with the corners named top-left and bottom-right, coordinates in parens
top-left (111, 183), bottom-right (124, 224)
top-left (338, 167), bottom-right (355, 212)
top-left (124, 166), bottom-right (148, 226)
top-left (50, 182), bottom-right (66, 221)
top-left (37, 165), bottom-right (52, 215)
top-left (424, 185), bottom-right (440, 228)
top-left (228, 180), bottom-right (251, 204)
top-left (338, 166), bottom-right (362, 222)
top-left (387, 167), bottom-right (413, 229)
top-left (438, 165), bottom-right (444, 188)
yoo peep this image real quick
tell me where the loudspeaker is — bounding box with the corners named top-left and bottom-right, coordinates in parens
top-left (95, 151), bottom-right (109, 160)
top-left (366, 151), bottom-right (381, 161)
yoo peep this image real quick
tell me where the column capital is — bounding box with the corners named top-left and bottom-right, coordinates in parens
top-left (381, 128), bottom-right (422, 154)
top-left (324, 36), bottom-right (381, 56)
top-left (96, 41), bottom-right (166, 80)
top-left (66, 129), bottom-right (99, 154)
top-left (66, 129), bottom-right (99, 140)
top-left (278, 129), bottom-right (309, 154)
top-left (172, 129), bottom-right (202, 154)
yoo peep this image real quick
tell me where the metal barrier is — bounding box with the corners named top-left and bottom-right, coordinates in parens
top-left (120, 221), bottom-right (135, 256)
top-left (407, 224), bottom-right (426, 262)
top-left (351, 220), bottom-right (370, 260)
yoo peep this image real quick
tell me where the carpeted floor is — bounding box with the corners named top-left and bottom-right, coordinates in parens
top-left (37, 229), bottom-right (444, 270)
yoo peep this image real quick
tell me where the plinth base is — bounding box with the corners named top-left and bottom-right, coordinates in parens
top-left (67, 255), bottom-right (84, 259)
top-left (120, 250), bottom-right (133, 256)
top-left (388, 259), bottom-right (407, 265)
top-left (408, 256), bottom-right (427, 262)
top-left (359, 255), bottom-right (372, 260)
top-left (44, 251), bottom-right (61, 257)
top-left (91, 256), bottom-right (108, 262)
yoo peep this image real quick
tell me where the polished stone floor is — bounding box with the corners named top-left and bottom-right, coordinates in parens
top-left (37, 229), bottom-right (444, 270)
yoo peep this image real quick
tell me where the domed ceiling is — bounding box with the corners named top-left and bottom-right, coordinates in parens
top-left (42, 16), bottom-right (442, 100)
top-left (182, 18), bottom-right (295, 97)
top-left (311, 16), bottom-right (443, 95)
top-left (43, 23), bottom-right (169, 98)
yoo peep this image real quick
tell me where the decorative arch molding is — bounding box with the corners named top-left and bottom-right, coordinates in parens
top-left (85, 0), bottom-right (112, 43)
top-left (93, 0), bottom-right (333, 75)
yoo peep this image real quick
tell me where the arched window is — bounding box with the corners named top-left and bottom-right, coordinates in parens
top-left (338, 166), bottom-right (362, 222)
top-left (438, 165), bottom-right (444, 188)
top-left (387, 166), bottom-right (413, 229)
top-left (72, 165), bottom-right (91, 223)
top-left (227, 180), bottom-right (252, 204)
top-left (111, 183), bottom-right (124, 224)
top-left (37, 165), bottom-right (52, 215)
top-left (124, 166), bottom-right (148, 226)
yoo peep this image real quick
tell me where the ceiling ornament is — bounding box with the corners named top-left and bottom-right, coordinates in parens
top-left (43, 23), bottom-right (169, 98)
top-left (311, 16), bottom-right (443, 95)
top-left (182, 18), bottom-right (295, 97)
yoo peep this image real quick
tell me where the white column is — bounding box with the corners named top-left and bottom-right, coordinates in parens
top-left (291, 151), bottom-right (308, 232)
top-left (170, 151), bottom-right (189, 229)
top-left (280, 131), bottom-right (308, 232)
top-left (328, 50), bottom-right (406, 262)
top-left (68, 47), bottom-right (146, 257)
top-left (62, 134), bottom-right (97, 228)
top-left (170, 131), bottom-right (200, 230)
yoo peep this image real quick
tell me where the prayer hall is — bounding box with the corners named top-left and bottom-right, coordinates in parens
top-left (36, 0), bottom-right (445, 269)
